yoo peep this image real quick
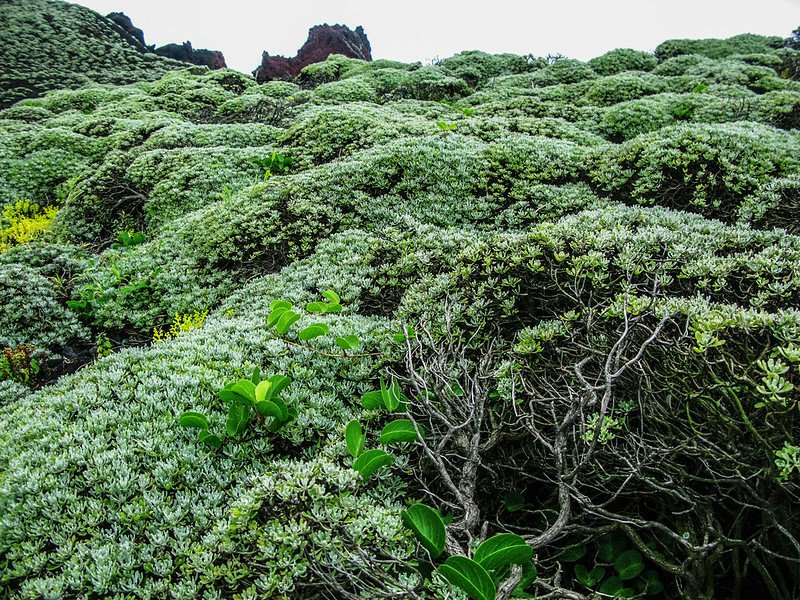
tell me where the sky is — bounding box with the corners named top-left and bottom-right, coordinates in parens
top-left (73, 0), bottom-right (800, 74)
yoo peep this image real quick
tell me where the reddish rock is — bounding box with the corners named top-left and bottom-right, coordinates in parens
top-left (155, 41), bottom-right (227, 70)
top-left (254, 24), bottom-right (372, 82)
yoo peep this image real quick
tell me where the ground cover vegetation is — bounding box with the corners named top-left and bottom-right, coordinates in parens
top-left (1, 3), bottom-right (800, 596)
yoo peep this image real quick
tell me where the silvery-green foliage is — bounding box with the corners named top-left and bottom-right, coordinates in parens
top-left (588, 48), bottom-right (658, 76)
top-left (0, 263), bottom-right (89, 357)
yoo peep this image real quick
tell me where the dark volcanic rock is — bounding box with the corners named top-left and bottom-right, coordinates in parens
top-left (106, 11), bottom-right (146, 47)
top-left (155, 41), bottom-right (227, 70)
top-left (254, 24), bottom-right (372, 82)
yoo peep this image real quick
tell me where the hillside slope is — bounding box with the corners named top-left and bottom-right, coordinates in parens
top-left (0, 0), bottom-right (187, 108)
top-left (1, 24), bottom-right (800, 600)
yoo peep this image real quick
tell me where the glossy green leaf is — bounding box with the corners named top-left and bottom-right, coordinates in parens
top-left (269, 300), bottom-right (292, 311)
top-left (198, 430), bottom-right (222, 450)
top-left (229, 380), bottom-right (256, 404)
top-left (575, 564), bottom-right (605, 587)
top-left (335, 335), bottom-right (360, 351)
top-left (276, 310), bottom-right (301, 335)
top-left (401, 503), bottom-right (446, 559)
top-left (642, 570), bottom-right (664, 595)
top-left (474, 533), bottom-right (532, 575)
top-left (322, 289), bottom-right (340, 304)
top-left (345, 419), bottom-right (366, 458)
top-left (267, 305), bottom-right (289, 326)
top-left (250, 367), bottom-right (262, 384)
top-left (179, 411), bottom-right (208, 430)
top-left (381, 378), bottom-right (401, 411)
top-left (437, 556), bottom-right (496, 600)
top-left (268, 405), bottom-right (297, 432)
top-left (299, 323), bottom-right (330, 340)
top-left (254, 380), bottom-right (273, 404)
top-left (597, 532), bottom-right (627, 562)
top-left (352, 448), bottom-right (394, 480)
top-left (266, 374), bottom-right (291, 398)
top-left (380, 419), bottom-right (423, 444)
top-left (305, 301), bottom-right (328, 313)
top-left (256, 398), bottom-right (288, 422)
top-left (226, 403), bottom-right (249, 437)
top-left (559, 545), bottom-right (587, 562)
top-left (599, 575), bottom-right (634, 597)
top-left (325, 303), bottom-right (343, 313)
top-left (511, 561), bottom-right (538, 597)
top-left (361, 390), bottom-right (384, 410)
top-left (614, 550), bottom-right (645, 580)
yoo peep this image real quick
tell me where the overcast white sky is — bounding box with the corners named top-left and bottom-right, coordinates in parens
top-left (73, 0), bottom-right (800, 73)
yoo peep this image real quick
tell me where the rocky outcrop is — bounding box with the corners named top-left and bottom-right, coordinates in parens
top-left (155, 42), bottom-right (227, 70)
top-left (254, 24), bottom-right (371, 82)
top-left (106, 11), bottom-right (146, 47)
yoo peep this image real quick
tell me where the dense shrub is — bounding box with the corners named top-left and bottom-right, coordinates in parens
top-left (438, 50), bottom-right (544, 88)
top-left (588, 48), bottom-right (658, 75)
top-left (655, 33), bottom-right (786, 61)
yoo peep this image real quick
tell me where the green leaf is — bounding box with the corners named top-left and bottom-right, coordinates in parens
top-left (254, 380), bottom-right (273, 404)
top-left (268, 405), bottom-right (297, 432)
top-left (614, 550), bottom-right (645, 580)
top-left (474, 533), bottom-right (532, 575)
top-left (276, 310), bottom-right (301, 335)
top-left (559, 545), bottom-right (587, 562)
top-left (269, 300), bottom-right (292, 311)
top-left (229, 380), bottom-right (256, 404)
top-left (299, 323), bottom-right (330, 340)
top-left (266, 374), bottom-right (292, 398)
top-left (267, 306), bottom-right (289, 326)
top-left (306, 301), bottom-right (328, 313)
top-left (401, 503), bottom-right (446, 559)
top-left (597, 532), bottom-right (627, 562)
top-left (641, 570), bottom-right (664, 595)
top-left (250, 367), bottom-right (262, 384)
top-left (335, 335), bottom-right (360, 351)
top-left (381, 378), bottom-right (402, 411)
top-left (575, 564), bottom-right (605, 587)
top-left (352, 448), bottom-right (394, 480)
top-left (322, 289), bottom-right (340, 304)
top-left (179, 411), bottom-right (208, 430)
top-left (325, 303), bottom-right (343, 313)
top-left (345, 419), bottom-right (366, 458)
top-left (437, 556), bottom-right (496, 600)
top-left (226, 403), bottom-right (249, 437)
top-left (198, 430), bottom-right (222, 449)
top-left (380, 419), bottom-right (423, 444)
top-left (256, 398), bottom-right (288, 422)
top-left (599, 575), bottom-right (636, 597)
top-left (361, 390), bottom-right (384, 410)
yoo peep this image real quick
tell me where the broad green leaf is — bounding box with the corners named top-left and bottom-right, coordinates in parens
top-left (381, 378), bottom-right (400, 411)
top-left (276, 310), bottom-right (301, 335)
top-left (229, 380), bottom-right (256, 404)
top-left (380, 419), bottom-right (423, 445)
top-left (437, 556), bottom-right (496, 600)
top-left (325, 303), bottom-right (343, 313)
top-left (575, 564), bottom-right (605, 587)
top-left (559, 545), bottom-right (587, 562)
top-left (335, 335), bottom-right (360, 351)
top-left (597, 532), bottom-right (627, 562)
top-left (198, 430), bottom-right (222, 449)
top-left (219, 388), bottom-right (251, 404)
top-left (256, 398), bottom-right (288, 422)
top-left (250, 367), bottom-right (262, 384)
top-left (267, 306), bottom-right (289, 326)
top-left (352, 448), bottom-right (394, 480)
top-left (269, 300), bottom-right (292, 311)
top-left (361, 390), bottom-right (384, 410)
top-left (474, 533), bottom-right (532, 575)
top-left (306, 301), bottom-right (328, 313)
top-left (614, 549), bottom-right (645, 580)
top-left (254, 380), bottom-right (273, 404)
top-left (299, 323), bottom-right (330, 340)
top-left (266, 374), bottom-right (292, 398)
top-left (345, 419), bottom-right (366, 457)
top-left (226, 403), bottom-right (249, 437)
top-left (599, 576), bottom-right (634, 597)
top-left (322, 289), bottom-right (340, 304)
top-left (642, 570), bottom-right (664, 595)
top-left (179, 411), bottom-right (208, 430)
top-left (401, 503), bottom-right (446, 559)
top-left (268, 405), bottom-right (297, 432)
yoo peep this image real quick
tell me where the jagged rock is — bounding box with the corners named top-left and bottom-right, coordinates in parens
top-left (155, 41), bottom-right (227, 70)
top-left (106, 11), bottom-right (146, 47)
top-left (254, 24), bottom-right (371, 82)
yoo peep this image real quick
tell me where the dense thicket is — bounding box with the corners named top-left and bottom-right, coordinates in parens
top-left (1, 14), bottom-right (800, 600)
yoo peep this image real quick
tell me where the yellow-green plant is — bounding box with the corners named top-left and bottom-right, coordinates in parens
top-left (0, 199), bottom-right (58, 253)
top-left (153, 310), bottom-right (208, 343)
